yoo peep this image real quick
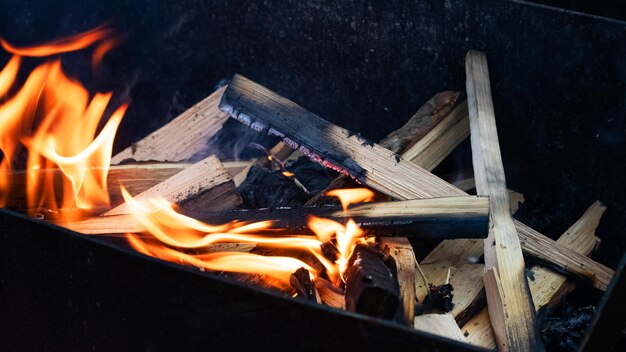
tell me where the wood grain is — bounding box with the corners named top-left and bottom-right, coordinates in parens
top-left (220, 74), bottom-right (613, 291)
top-left (112, 86), bottom-right (229, 163)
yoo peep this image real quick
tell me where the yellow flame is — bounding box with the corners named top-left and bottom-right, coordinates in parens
top-left (325, 187), bottom-right (374, 211)
top-left (0, 25), bottom-right (125, 218)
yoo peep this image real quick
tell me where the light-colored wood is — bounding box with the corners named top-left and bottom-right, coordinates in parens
top-left (403, 101), bottom-right (470, 172)
top-left (105, 155), bottom-right (241, 216)
top-left (462, 201), bottom-right (606, 350)
top-left (111, 86), bottom-right (229, 164)
top-left (413, 314), bottom-right (466, 342)
top-left (221, 74), bottom-right (614, 291)
top-left (379, 91), bottom-right (461, 155)
top-left (63, 195), bottom-right (489, 236)
top-left (313, 278), bottom-right (345, 309)
top-left (466, 50), bottom-right (540, 351)
top-left (529, 201), bottom-right (604, 311)
top-left (305, 91), bottom-right (462, 206)
top-left (380, 237), bottom-right (417, 326)
top-left (1, 161), bottom-right (248, 209)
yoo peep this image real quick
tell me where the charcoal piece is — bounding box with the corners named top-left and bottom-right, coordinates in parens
top-left (289, 267), bottom-right (316, 302)
top-left (345, 244), bottom-right (400, 319)
top-left (422, 283), bottom-right (455, 313)
top-left (238, 165), bottom-right (309, 208)
top-left (285, 156), bottom-right (337, 195)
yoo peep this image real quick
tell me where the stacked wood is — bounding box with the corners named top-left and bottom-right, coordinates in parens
top-left (462, 201), bottom-right (606, 349)
top-left (219, 74), bottom-right (614, 291)
top-left (466, 50), bottom-right (540, 351)
top-left (111, 86), bottom-right (229, 164)
top-left (64, 196), bottom-right (489, 236)
top-left (305, 90), bottom-right (463, 206)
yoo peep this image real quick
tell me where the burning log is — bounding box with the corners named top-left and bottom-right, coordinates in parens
top-left (345, 244), bottom-right (400, 319)
top-left (219, 74), bottom-right (614, 291)
top-left (462, 201), bottom-right (606, 350)
top-left (314, 277), bottom-right (345, 309)
top-left (413, 314), bottom-right (466, 342)
top-left (466, 50), bottom-right (541, 350)
top-left (233, 142), bottom-right (295, 187)
top-left (290, 267), bottom-right (318, 302)
top-left (111, 86), bottom-right (229, 164)
top-left (66, 196), bottom-right (489, 236)
top-left (105, 155), bottom-right (241, 215)
top-left (379, 237), bottom-right (417, 326)
top-left (0, 161), bottom-right (250, 210)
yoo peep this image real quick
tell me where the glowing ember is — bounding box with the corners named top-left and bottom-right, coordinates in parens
top-left (0, 25), bottom-right (124, 218)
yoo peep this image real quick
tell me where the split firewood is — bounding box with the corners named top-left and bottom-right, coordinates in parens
top-left (105, 155), bottom-right (241, 216)
top-left (0, 160), bottom-right (249, 211)
top-left (344, 244), bottom-right (400, 319)
top-left (466, 50), bottom-right (540, 350)
top-left (305, 90), bottom-right (462, 206)
top-left (219, 74), bottom-right (613, 291)
top-left (65, 196), bottom-right (489, 236)
top-left (378, 237), bottom-right (417, 326)
top-left (111, 86), bottom-right (229, 164)
top-left (402, 101), bottom-right (470, 172)
top-left (413, 314), bottom-right (466, 342)
top-left (415, 189), bottom-right (524, 327)
top-left (462, 201), bottom-right (606, 350)
top-left (313, 277), bottom-right (345, 309)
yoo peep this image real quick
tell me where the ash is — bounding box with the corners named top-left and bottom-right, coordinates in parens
top-left (541, 302), bottom-right (595, 351)
top-left (238, 156), bottom-right (337, 208)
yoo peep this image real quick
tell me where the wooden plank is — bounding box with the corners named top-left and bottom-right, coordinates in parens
top-left (219, 74), bottom-right (614, 291)
top-left (111, 86), bottom-right (229, 164)
top-left (403, 101), bottom-right (470, 172)
top-left (413, 314), bottom-right (466, 342)
top-left (64, 196), bottom-right (489, 236)
top-left (462, 201), bottom-right (606, 350)
top-left (305, 90), bottom-right (461, 206)
top-left (105, 155), bottom-right (241, 216)
top-left (466, 50), bottom-right (540, 351)
top-left (379, 237), bottom-right (418, 326)
top-left (1, 161), bottom-right (248, 210)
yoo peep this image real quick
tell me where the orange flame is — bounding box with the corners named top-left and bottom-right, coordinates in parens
top-left (0, 25), bottom-right (125, 217)
top-left (120, 187), bottom-right (338, 284)
top-left (127, 233), bottom-right (313, 290)
top-left (325, 187), bottom-right (374, 211)
top-left (0, 24), bottom-right (114, 57)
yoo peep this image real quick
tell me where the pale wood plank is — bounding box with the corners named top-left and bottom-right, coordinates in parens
top-left (111, 86), bottom-right (229, 163)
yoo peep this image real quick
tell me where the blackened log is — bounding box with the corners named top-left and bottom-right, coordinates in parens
top-left (187, 196), bottom-right (489, 239)
top-left (345, 244), bottom-right (400, 319)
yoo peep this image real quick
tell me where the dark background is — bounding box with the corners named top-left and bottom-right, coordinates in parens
top-left (0, 0), bottom-right (624, 268)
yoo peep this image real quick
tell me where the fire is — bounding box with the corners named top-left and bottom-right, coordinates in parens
top-left (121, 186), bottom-right (375, 291)
top-left (325, 187), bottom-right (374, 211)
top-left (0, 25), bottom-right (124, 217)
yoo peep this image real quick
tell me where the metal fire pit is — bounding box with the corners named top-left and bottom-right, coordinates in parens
top-left (1, 0), bottom-right (625, 350)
